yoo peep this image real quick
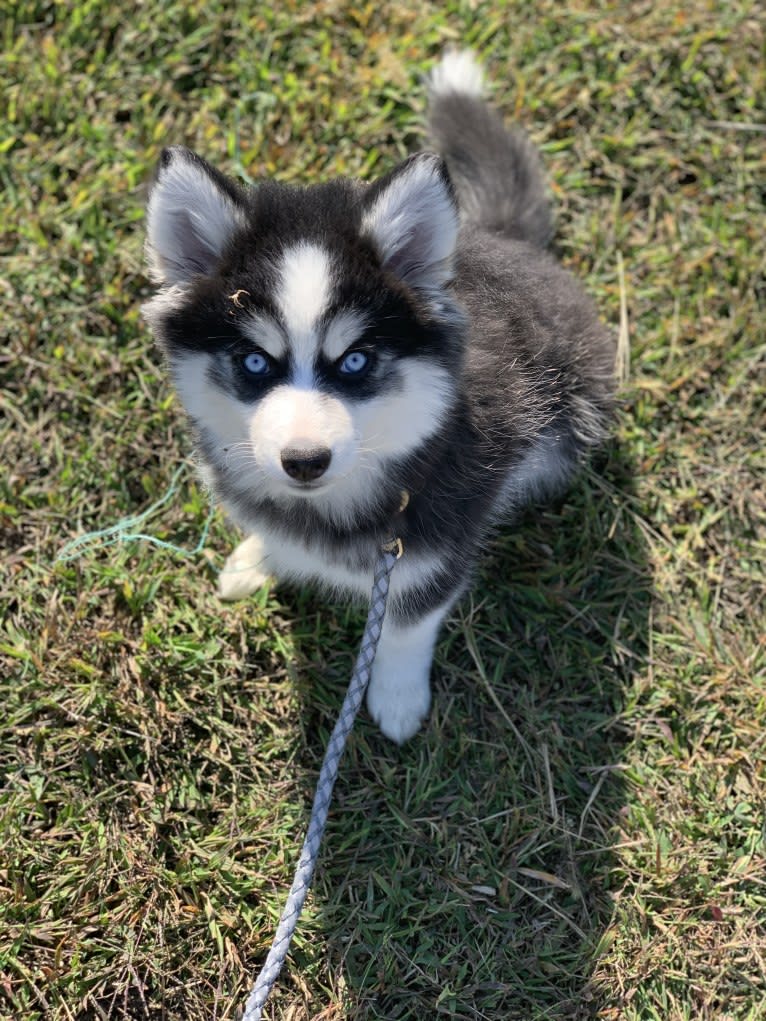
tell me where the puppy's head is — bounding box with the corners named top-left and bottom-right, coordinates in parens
top-left (142, 147), bottom-right (465, 521)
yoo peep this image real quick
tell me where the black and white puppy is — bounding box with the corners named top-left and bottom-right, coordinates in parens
top-left (142, 51), bottom-right (616, 743)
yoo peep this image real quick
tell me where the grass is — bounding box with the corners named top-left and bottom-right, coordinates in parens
top-left (1, 1), bottom-right (764, 1019)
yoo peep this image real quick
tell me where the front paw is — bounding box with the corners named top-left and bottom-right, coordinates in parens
top-left (366, 669), bottom-right (431, 744)
top-left (217, 535), bottom-right (273, 601)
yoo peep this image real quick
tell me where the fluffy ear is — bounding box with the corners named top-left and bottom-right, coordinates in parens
top-left (145, 146), bottom-right (247, 286)
top-left (361, 153), bottom-right (459, 295)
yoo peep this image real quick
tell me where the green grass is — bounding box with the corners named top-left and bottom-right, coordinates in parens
top-left (1, 1), bottom-right (764, 1019)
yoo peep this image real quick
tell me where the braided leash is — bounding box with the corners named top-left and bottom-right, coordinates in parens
top-left (241, 541), bottom-right (401, 1020)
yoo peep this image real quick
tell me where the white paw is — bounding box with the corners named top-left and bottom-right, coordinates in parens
top-left (366, 669), bottom-right (431, 744)
top-left (217, 535), bottom-right (272, 601)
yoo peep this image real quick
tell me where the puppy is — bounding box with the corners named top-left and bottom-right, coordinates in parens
top-left (142, 51), bottom-right (616, 743)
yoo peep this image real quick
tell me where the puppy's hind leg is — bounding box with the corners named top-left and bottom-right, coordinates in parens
top-left (218, 533), bottom-right (273, 600)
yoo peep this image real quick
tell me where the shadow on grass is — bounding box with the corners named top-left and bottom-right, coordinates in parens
top-left (0, 437), bottom-right (648, 1020)
top-left (274, 437), bottom-right (651, 1021)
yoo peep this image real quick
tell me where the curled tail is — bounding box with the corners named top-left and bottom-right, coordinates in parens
top-left (427, 51), bottom-right (552, 248)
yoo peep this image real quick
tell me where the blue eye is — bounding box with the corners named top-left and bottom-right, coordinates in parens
top-left (243, 351), bottom-right (270, 376)
top-left (338, 350), bottom-right (369, 375)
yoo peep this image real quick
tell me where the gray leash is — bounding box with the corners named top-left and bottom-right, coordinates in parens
top-left (241, 540), bottom-right (402, 1021)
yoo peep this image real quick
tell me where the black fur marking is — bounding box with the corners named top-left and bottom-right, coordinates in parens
top-left (145, 83), bottom-right (616, 629)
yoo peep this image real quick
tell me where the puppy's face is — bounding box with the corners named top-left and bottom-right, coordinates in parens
top-left (142, 148), bottom-right (464, 519)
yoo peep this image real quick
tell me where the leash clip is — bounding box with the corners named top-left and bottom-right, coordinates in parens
top-left (380, 489), bottom-right (408, 559)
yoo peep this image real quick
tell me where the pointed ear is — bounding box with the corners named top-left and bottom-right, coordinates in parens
top-left (361, 153), bottom-right (459, 295)
top-left (145, 146), bottom-right (247, 286)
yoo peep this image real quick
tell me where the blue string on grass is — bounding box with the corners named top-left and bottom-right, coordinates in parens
top-left (55, 465), bottom-right (217, 564)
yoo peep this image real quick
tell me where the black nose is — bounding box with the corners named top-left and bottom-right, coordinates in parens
top-left (280, 446), bottom-right (332, 483)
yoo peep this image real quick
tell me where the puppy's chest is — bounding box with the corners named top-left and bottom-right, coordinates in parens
top-left (266, 528), bottom-right (375, 597)
top-left (260, 519), bottom-right (446, 604)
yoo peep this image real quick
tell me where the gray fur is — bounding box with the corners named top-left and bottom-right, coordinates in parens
top-left (144, 65), bottom-right (616, 626)
top-left (428, 91), bottom-right (553, 246)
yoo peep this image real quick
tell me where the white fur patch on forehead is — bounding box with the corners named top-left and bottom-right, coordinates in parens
top-left (276, 242), bottom-right (334, 366)
top-left (241, 313), bottom-right (286, 360)
top-left (322, 309), bottom-right (369, 362)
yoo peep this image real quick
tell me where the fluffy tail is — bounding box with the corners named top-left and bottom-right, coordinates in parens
top-left (427, 51), bottom-right (552, 248)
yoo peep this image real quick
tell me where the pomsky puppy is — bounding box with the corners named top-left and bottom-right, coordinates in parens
top-left (142, 51), bottom-right (616, 744)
